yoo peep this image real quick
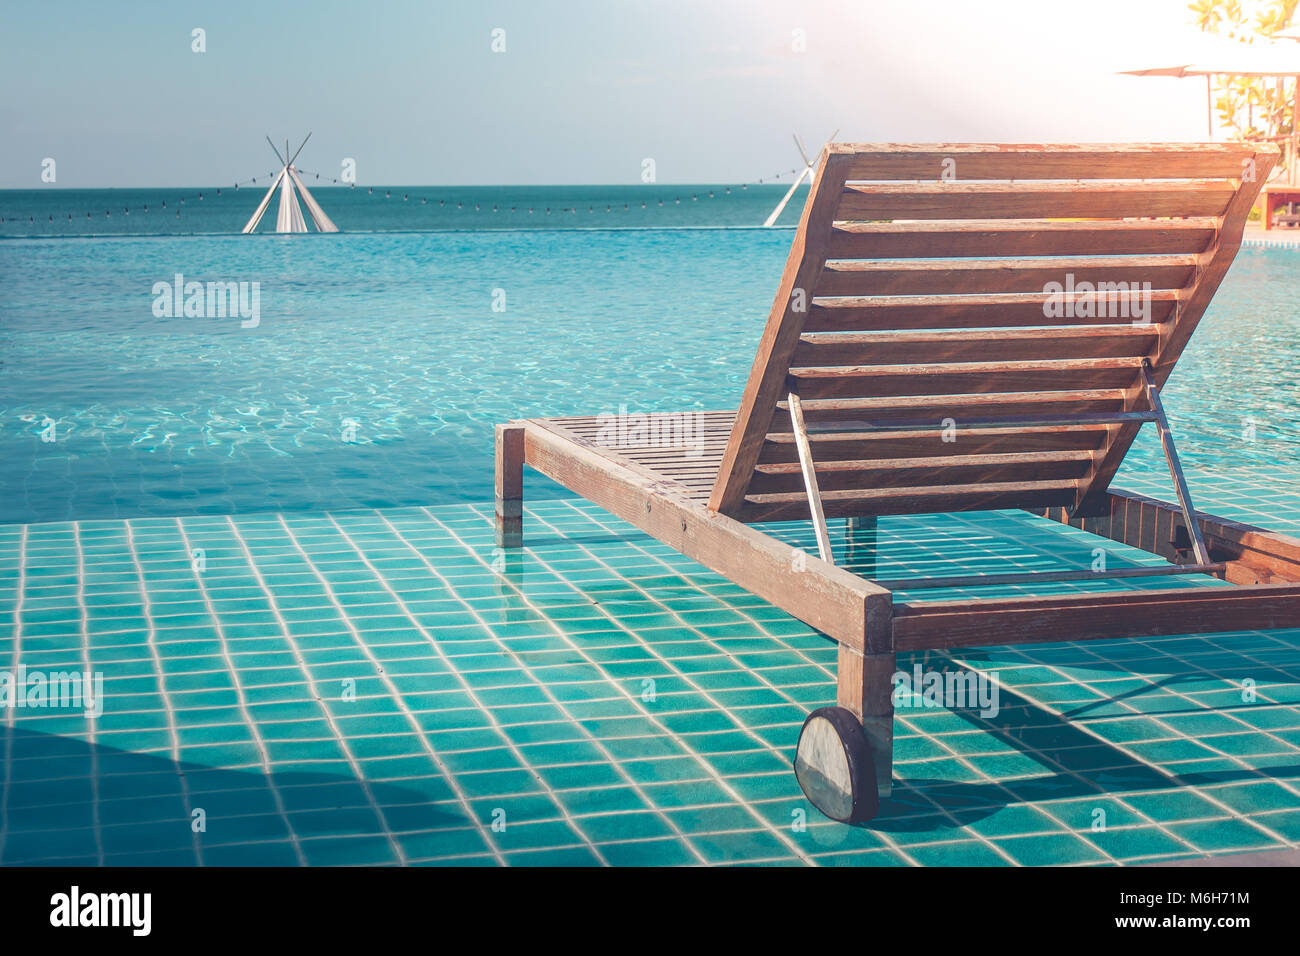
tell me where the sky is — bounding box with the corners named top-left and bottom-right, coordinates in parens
top-left (0, 0), bottom-right (1277, 187)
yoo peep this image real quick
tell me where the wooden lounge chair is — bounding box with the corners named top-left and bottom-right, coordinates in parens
top-left (495, 143), bottom-right (1300, 824)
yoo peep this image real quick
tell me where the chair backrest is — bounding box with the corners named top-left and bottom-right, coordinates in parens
top-left (710, 143), bottom-right (1276, 522)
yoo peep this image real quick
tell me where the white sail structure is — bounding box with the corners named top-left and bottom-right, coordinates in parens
top-left (763, 130), bottom-right (838, 228)
top-left (242, 134), bottom-right (339, 234)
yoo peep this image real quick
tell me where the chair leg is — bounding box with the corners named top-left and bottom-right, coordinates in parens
top-left (837, 642), bottom-right (895, 798)
top-left (495, 424), bottom-right (524, 549)
top-left (846, 515), bottom-right (878, 577)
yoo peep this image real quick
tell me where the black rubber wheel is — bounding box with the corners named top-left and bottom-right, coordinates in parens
top-left (794, 706), bottom-right (879, 823)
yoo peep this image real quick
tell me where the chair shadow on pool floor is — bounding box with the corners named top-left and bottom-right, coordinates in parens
top-left (488, 545), bottom-right (1300, 837)
top-left (865, 647), bottom-right (1300, 833)
top-left (0, 727), bottom-right (471, 866)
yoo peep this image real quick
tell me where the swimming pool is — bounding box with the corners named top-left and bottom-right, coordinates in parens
top-left (2, 229), bottom-right (1299, 866)
top-left (3, 232), bottom-right (1299, 525)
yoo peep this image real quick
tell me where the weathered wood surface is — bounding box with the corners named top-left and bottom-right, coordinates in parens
top-left (892, 583), bottom-right (1300, 650)
top-left (1072, 147), bottom-right (1278, 515)
top-left (829, 143), bottom-right (1262, 181)
top-left (517, 417), bottom-right (891, 650)
top-left (838, 180), bottom-right (1234, 221)
top-left (828, 219), bottom-right (1219, 259)
top-left (708, 150), bottom-right (853, 514)
top-left (1039, 488), bottom-right (1300, 586)
top-left (494, 424), bottom-right (525, 548)
top-left (707, 141), bottom-right (1278, 522)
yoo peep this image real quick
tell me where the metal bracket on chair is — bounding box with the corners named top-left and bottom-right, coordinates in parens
top-left (787, 391), bottom-right (834, 565)
top-left (1140, 360), bottom-right (1212, 566)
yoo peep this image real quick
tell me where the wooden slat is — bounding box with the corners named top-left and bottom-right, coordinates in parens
top-left (816, 256), bottom-right (1197, 297)
top-left (1038, 487), bottom-right (1300, 586)
top-left (806, 291), bottom-right (1180, 332)
top-left (742, 480), bottom-right (1077, 521)
top-left (749, 450), bottom-right (1092, 494)
top-left (1073, 145), bottom-right (1279, 514)
top-left (772, 390), bottom-right (1128, 430)
top-left (709, 149), bottom-right (854, 515)
top-left (792, 327), bottom-right (1158, 367)
top-left (891, 583), bottom-right (1300, 650)
top-left (521, 419), bottom-right (890, 650)
top-left (787, 357), bottom-right (1143, 400)
top-left (827, 219), bottom-right (1219, 259)
top-left (759, 425), bottom-right (1109, 464)
top-left (879, 563), bottom-right (1226, 592)
top-left (838, 181), bottom-right (1235, 221)
top-left (704, 142), bottom-right (1278, 524)
top-left (831, 143), bottom-right (1259, 182)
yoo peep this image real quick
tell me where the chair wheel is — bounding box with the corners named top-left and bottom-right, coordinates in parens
top-left (794, 706), bottom-right (879, 823)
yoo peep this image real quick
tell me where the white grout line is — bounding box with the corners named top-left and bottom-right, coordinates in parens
top-left (225, 515), bottom-right (409, 866)
top-left (72, 523), bottom-right (105, 866)
top-left (268, 514), bottom-right (509, 867)
top-left (548, 501), bottom-right (1021, 864)
top-left (545, 500), bottom-right (1270, 863)
top-left (125, 521), bottom-right (203, 865)
top-left (173, 518), bottom-right (308, 866)
top-left (447, 505), bottom-right (826, 866)
top-left (980, 644), bottom-right (1291, 852)
top-left (378, 509), bottom-right (704, 864)
top-left (1063, 649), bottom-right (1300, 838)
top-left (0, 526), bottom-right (27, 865)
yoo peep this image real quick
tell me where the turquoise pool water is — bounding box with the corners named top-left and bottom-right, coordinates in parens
top-left (2, 225), bottom-right (1300, 867)
top-left (3, 232), bottom-right (1299, 525)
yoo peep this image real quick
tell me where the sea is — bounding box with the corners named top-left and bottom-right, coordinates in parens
top-left (2, 183), bottom-right (1299, 526)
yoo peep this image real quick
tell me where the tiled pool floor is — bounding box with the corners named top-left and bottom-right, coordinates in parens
top-left (2, 465), bottom-right (1299, 866)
